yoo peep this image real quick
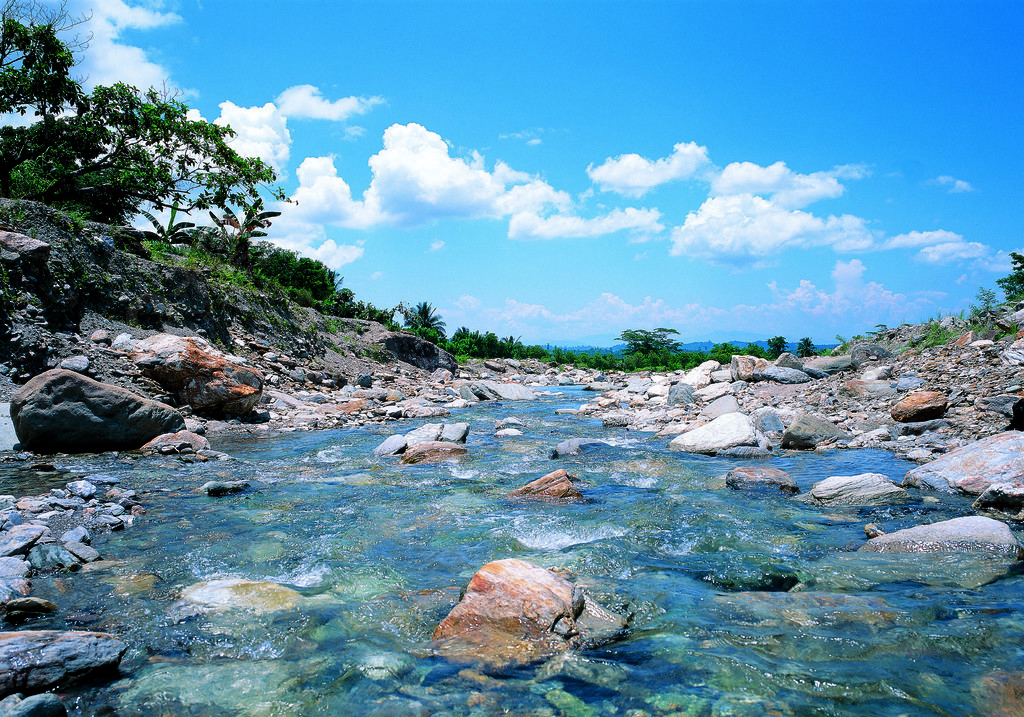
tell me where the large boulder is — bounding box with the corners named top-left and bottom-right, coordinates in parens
top-left (859, 516), bottom-right (1023, 558)
top-left (803, 473), bottom-right (909, 506)
top-left (10, 369), bottom-right (184, 453)
top-left (0, 230), bottom-right (50, 263)
top-left (903, 433), bottom-right (1024, 495)
top-left (699, 394), bottom-right (740, 420)
top-left (679, 360), bottom-right (719, 389)
top-left (669, 412), bottom-right (759, 455)
top-left (381, 332), bottom-right (458, 373)
top-left (465, 381), bottom-right (537, 401)
top-left (667, 382), bottom-right (695, 407)
top-left (774, 352), bottom-right (804, 370)
top-left (730, 354), bottom-right (768, 382)
top-left (131, 334), bottom-right (263, 415)
top-left (432, 559), bottom-right (626, 665)
top-left (755, 366), bottom-right (811, 384)
top-left (0, 630), bottom-right (127, 697)
top-left (804, 355), bottom-right (853, 375)
top-left (781, 413), bottom-right (849, 449)
top-left (891, 391), bottom-right (947, 423)
top-left (180, 579), bottom-right (303, 613)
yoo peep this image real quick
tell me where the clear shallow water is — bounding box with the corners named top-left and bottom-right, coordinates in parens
top-left (6, 387), bottom-right (1024, 716)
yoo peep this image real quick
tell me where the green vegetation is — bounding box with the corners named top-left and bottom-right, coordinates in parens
top-left (997, 252), bottom-right (1024, 302)
top-left (796, 337), bottom-right (816, 357)
top-left (616, 328), bottom-right (681, 355)
top-left (766, 336), bottom-right (787, 359)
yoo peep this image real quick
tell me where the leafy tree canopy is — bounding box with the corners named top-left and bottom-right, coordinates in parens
top-left (796, 337), bottom-right (816, 358)
top-left (996, 252), bottom-right (1024, 302)
top-left (616, 327), bottom-right (681, 355)
top-left (766, 336), bottom-right (787, 359)
top-left (0, 13), bottom-right (282, 223)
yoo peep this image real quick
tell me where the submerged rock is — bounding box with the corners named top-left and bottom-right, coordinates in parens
top-left (10, 369), bottom-right (184, 453)
top-left (432, 559), bottom-right (626, 665)
top-left (859, 516), bottom-right (1023, 558)
top-left (903, 433), bottom-right (1024, 495)
top-left (400, 441), bottom-right (467, 464)
top-left (507, 469), bottom-right (582, 500)
top-left (550, 438), bottom-right (609, 459)
top-left (180, 578), bottom-right (303, 613)
top-left (0, 630), bottom-right (127, 696)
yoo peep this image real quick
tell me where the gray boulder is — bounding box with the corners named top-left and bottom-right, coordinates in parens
top-left (0, 630), bottom-right (127, 695)
top-left (0, 692), bottom-right (67, 717)
top-left (700, 395), bottom-right (740, 420)
top-left (781, 413), bottom-right (849, 449)
top-left (11, 369), bottom-right (184, 453)
top-left (973, 482), bottom-right (1024, 518)
top-left (774, 352), bottom-right (804, 370)
top-left (725, 466), bottom-right (798, 494)
top-left (755, 366), bottom-right (811, 384)
top-left (440, 422), bottom-right (470, 443)
top-left (667, 383), bottom-right (695, 407)
top-left (804, 355), bottom-right (853, 375)
top-left (903, 433), bottom-right (1024, 495)
top-left (669, 413), bottom-right (759, 455)
top-left (467, 381), bottom-right (537, 401)
top-left (803, 473), bottom-right (909, 506)
top-left (381, 333), bottom-right (458, 373)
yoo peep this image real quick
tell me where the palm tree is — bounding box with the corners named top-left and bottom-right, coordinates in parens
top-left (796, 337), bottom-right (816, 357)
top-left (452, 326), bottom-right (471, 341)
top-left (404, 301), bottom-right (447, 338)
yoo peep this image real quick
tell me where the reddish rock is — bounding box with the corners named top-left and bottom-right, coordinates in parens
top-left (507, 469), bottom-right (582, 500)
top-left (131, 334), bottom-right (264, 415)
top-left (400, 441), bottom-right (467, 464)
top-left (432, 559), bottom-right (625, 665)
top-left (338, 399), bottom-right (368, 415)
top-left (952, 331), bottom-right (977, 346)
top-left (725, 466), bottom-right (799, 494)
top-left (0, 230), bottom-right (50, 262)
top-left (891, 390), bottom-right (947, 423)
top-left (905, 433), bottom-right (1024, 495)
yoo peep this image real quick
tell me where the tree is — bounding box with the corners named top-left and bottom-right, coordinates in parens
top-left (138, 204), bottom-right (194, 245)
top-left (403, 301), bottom-right (446, 339)
top-left (796, 337), bottom-right (816, 357)
top-left (997, 252), bottom-right (1024, 302)
top-left (766, 336), bottom-right (787, 359)
top-left (616, 327), bottom-right (681, 355)
top-left (209, 198), bottom-right (282, 269)
top-left (970, 286), bottom-right (998, 317)
top-left (0, 18), bottom-right (283, 223)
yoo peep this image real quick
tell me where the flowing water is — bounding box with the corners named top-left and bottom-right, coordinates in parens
top-left (4, 387), bottom-right (1023, 716)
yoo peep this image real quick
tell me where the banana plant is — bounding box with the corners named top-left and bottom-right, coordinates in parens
top-left (138, 204), bottom-right (195, 244)
top-left (208, 198), bottom-right (282, 269)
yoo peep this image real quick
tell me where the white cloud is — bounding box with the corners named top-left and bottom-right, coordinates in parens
top-left (214, 102), bottom-right (291, 173)
top-left (884, 229), bottom-right (963, 249)
top-left (527, 138), bottom-right (542, 146)
top-left (275, 85), bottom-right (384, 121)
top-left (508, 207), bottom-right (664, 240)
top-left (282, 155), bottom-right (384, 230)
top-left (587, 141), bottom-right (711, 197)
top-left (71, 0), bottom-right (182, 91)
top-left (711, 161), bottom-right (855, 209)
top-left (370, 271), bottom-right (384, 280)
top-left (455, 295), bottom-right (481, 310)
top-left (932, 175), bottom-right (976, 193)
top-left (303, 239), bottom-right (364, 268)
top-left (429, 240), bottom-right (445, 252)
top-left (916, 241), bottom-right (991, 264)
top-left (669, 194), bottom-right (875, 263)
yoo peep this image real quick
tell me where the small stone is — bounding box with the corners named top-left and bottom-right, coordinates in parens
top-left (63, 541), bottom-right (100, 563)
top-left (65, 481), bottom-right (97, 499)
top-left (4, 596), bottom-right (59, 615)
top-left (58, 355), bottom-right (90, 373)
top-left (200, 480), bottom-right (249, 497)
top-left (60, 526), bottom-right (90, 544)
top-left (507, 469), bottom-right (583, 500)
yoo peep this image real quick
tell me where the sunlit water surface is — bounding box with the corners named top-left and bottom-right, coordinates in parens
top-left (3, 387), bottom-right (1022, 716)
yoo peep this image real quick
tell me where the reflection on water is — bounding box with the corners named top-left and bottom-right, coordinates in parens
top-left (7, 386), bottom-right (1022, 715)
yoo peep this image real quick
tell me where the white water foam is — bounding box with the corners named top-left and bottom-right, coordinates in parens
top-left (505, 517), bottom-right (629, 550)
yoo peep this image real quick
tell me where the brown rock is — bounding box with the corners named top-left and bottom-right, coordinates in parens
top-left (725, 466), bottom-right (799, 494)
top-left (952, 331), bottom-right (977, 346)
top-left (891, 390), bottom-right (947, 423)
top-left (141, 430), bottom-right (210, 455)
top-left (400, 441), bottom-right (467, 464)
top-left (432, 559), bottom-right (625, 665)
top-left (507, 469), bottom-right (582, 500)
top-left (131, 334), bottom-right (264, 415)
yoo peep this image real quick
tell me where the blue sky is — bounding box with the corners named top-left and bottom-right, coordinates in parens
top-left (60, 0), bottom-right (1024, 345)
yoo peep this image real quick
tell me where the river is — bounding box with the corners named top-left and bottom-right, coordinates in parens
top-left (3, 386), bottom-right (1020, 716)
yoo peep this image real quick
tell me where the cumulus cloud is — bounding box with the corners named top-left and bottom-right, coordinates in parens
top-left (275, 85), bottom-right (384, 121)
top-left (508, 207), bottom-right (664, 240)
top-left (931, 175), bottom-right (976, 193)
top-left (884, 229), bottom-right (963, 249)
top-left (587, 141), bottom-right (711, 197)
top-left (711, 161), bottom-right (858, 209)
top-left (70, 0), bottom-right (182, 91)
top-left (916, 241), bottom-right (991, 264)
top-left (214, 102), bottom-right (291, 173)
top-left (454, 295), bottom-right (482, 311)
top-left (669, 194), bottom-right (874, 263)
